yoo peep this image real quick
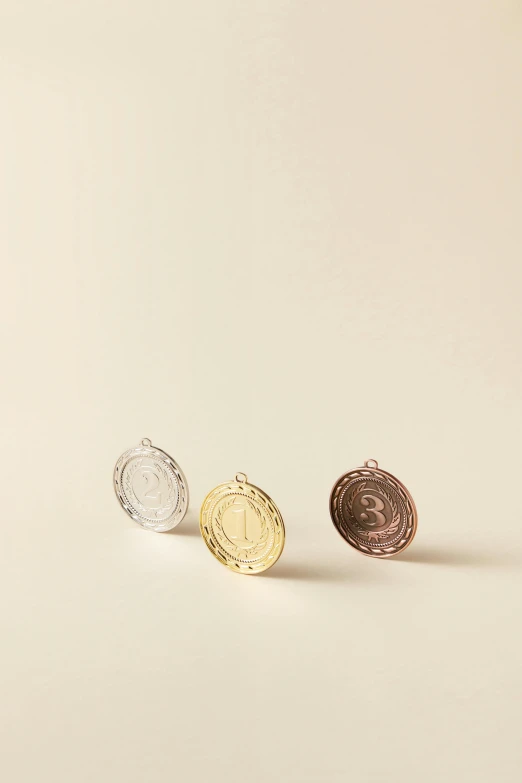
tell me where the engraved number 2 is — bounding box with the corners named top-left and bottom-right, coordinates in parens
top-left (140, 468), bottom-right (161, 504)
top-left (360, 494), bottom-right (386, 527)
top-left (229, 506), bottom-right (251, 543)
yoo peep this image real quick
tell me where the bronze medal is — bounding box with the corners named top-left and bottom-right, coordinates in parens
top-left (330, 459), bottom-right (417, 558)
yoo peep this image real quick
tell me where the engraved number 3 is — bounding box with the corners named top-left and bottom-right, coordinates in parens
top-left (360, 494), bottom-right (386, 527)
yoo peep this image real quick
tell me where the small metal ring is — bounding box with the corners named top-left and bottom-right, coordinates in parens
top-left (364, 459), bottom-right (379, 469)
top-left (235, 472), bottom-right (248, 484)
top-left (141, 438), bottom-right (152, 447)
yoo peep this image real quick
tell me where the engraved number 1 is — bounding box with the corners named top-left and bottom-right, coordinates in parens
top-left (230, 506), bottom-right (251, 543)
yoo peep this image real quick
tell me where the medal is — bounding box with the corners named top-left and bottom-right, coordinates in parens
top-left (114, 438), bottom-right (189, 532)
top-left (330, 459), bottom-right (417, 557)
top-left (200, 473), bottom-right (285, 574)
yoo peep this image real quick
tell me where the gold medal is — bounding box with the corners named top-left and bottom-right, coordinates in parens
top-left (200, 473), bottom-right (285, 574)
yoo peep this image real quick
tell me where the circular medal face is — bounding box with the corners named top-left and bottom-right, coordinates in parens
top-left (200, 473), bottom-right (285, 574)
top-left (330, 460), bottom-right (417, 558)
top-left (114, 439), bottom-right (189, 532)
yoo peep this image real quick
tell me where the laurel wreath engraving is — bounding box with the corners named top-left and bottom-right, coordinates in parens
top-left (124, 458), bottom-right (177, 518)
top-left (348, 481), bottom-right (401, 542)
top-left (214, 495), bottom-right (269, 558)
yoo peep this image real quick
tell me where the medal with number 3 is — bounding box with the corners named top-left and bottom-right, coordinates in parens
top-left (330, 459), bottom-right (417, 558)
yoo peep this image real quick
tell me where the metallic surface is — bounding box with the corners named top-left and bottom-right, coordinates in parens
top-left (330, 459), bottom-right (417, 558)
top-left (114, 438), bottom-right (189, 532)
top-left (200, 473), bottom-right (285, 574)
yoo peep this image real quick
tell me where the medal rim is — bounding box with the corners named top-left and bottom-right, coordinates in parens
top-left (200, 478), bottom-right (285, 575)
top-left (114, 441), bottom-right (189, 532)
top-left (330, 464), bottom-right (417, 558)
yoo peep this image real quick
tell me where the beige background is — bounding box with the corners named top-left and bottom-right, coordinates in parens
top-left (1, 2), bottom-right (522, 781)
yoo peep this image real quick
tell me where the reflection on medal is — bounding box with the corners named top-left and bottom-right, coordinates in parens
top-left (114, 438), bottom-right (189, 532)
top-left (200, 473), bottom-right (285, 574)
top-left (330, 459), bottom-right (417, 558)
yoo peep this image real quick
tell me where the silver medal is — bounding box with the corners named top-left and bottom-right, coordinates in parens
top-left (114, 438), bottom-right (189, 532)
